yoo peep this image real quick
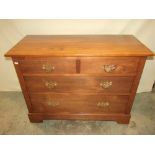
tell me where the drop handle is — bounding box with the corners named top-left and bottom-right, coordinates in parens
top-left (42, 63), bottom-right (55, 72)
top-left (97, 102), bottom-right (110, 108)
top-left (47, 101), bottom-right (59, 107)
top-left (103, 64), bottom-right (117, 73)
top-left (100, 81), bottom-right (112, 89)
top-left (44, 80), bottom-right (57, 89)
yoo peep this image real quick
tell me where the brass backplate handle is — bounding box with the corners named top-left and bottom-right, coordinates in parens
top-left (103, 64), bottom-right (117, 73)
top-left (100, 81), bottom-right (112, 89)
top-left (44, 80), bottom-right (57, 89)
top-left (97, 102), bottom-right (109, 108)
top-left (47, 101), bottom-right (59, 107)
top-left (42, 63), bottom-right (55, 72)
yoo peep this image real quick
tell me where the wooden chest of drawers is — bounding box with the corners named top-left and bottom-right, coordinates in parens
top-left (5, 35), bottom-right (154, 124)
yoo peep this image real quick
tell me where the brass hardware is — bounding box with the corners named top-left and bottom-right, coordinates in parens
top-left (97, 102), bottom-right (109, 108)
top-left (47, 101), bottom-right (59, 107)
top-left (14, 62), bottom-right (19, 65)
top-left (44, 81), bottom-right (57, 89)
top-left (100, 81), bottom-right (112, 89)
top-left (103, 64), bottom-right (117, 73)
top-left (42, 63), bottom-right (55, 72)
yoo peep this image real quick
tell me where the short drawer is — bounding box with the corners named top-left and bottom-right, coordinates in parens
top-left (18, 57), bottom-right (76, 74)
top-left (80, 57), bottom-right (139, 75)
top-left (24, 75), bottom-right (134, 94)
top-left (29, 93), bottom-right (129, 114)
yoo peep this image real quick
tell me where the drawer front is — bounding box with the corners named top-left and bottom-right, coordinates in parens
top-left (30, 93), bottom-right (129, 114)
top-left (18, 57), bottom-right (76, 74)
top-left (80, 57), bottom-right (139, 75)
top-left (24, 76), bottom-right (134, 93)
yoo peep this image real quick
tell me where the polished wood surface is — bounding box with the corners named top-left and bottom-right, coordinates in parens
top-left (5, 35), bottom-right (153, 124)
top-left (24, 75), bottom-right (134, 93)
top-left (28, 113), bottom-right (131, 124)
top-left (12, 58), bottom-right (33, 112)
top-left (126, 57), bottom-right (146, 114)
top-left (18, 57), bottom-right (76, 74)
top-left (80, 57), bottom-right (139, 75)
top-left (29, 93), bottom-right (129, 114)
top-left (18, 56), bottom-right (139, 75)
top-left (5, 35), bottom-right (154, 57)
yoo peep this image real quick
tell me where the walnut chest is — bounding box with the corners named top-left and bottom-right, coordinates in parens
top-left (5, 35), bottom-right (154, 124)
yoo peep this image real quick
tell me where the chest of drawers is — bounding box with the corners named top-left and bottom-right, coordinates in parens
top-left (5, 35), bottom-right (154, 124)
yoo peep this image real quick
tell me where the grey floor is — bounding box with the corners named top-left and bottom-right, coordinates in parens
top-left (0, 90), bottom-right (155, 135)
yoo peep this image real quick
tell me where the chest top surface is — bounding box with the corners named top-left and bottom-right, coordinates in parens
top-left (5, 35), bottom-right (154, 57)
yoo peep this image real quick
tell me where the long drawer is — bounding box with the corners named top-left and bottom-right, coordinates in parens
top-left (24, 75), bottom-right (134, 93)
top-left (29, 93), bottom-right (129, 114)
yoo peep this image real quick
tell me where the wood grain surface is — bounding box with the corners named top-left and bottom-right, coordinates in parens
top-left (5, 35), bottom-right (154, 57)
top-left (5, 35), bottom-right (152, 124)
top-left (18, 57), bottom-right (76, 74)
top-left (29, 93), bottom-right (129, 114)
top-left (80, 57), bottom-right (139, 75)
top-left (24, 75), bottom-right (134, 93)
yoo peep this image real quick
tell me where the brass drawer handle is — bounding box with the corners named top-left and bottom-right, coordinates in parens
top-left (97, 102), bottom-right (109, 108)
top-left (100, 81), bottom-right (112, 89)
top-left (103, 64), bottom-right (117, 73)
top-left (47, 101), bottom-right (59, 107)
top-left (42, 63), bottom-right (55, 72)
top-left (44, 81), bottom-right (57, 89)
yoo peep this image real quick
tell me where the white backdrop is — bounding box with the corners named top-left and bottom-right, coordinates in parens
top-left (0, 19), bottom-right (155, 92)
